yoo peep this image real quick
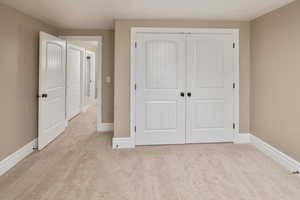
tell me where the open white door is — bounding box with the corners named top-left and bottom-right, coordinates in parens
top-left (66, 43), bottom-right (85, 120)
top-left (38, 32), bottom-right (66, 150)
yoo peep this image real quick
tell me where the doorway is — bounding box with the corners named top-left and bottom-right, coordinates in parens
top-left (66, 44), bottom-right (85, 120)
top-left (62, 36), bottom-right (102, 129)
top-left (38, 33), bottom-right (102, 150)
top-left (131, 28), bottom-right (239, 146)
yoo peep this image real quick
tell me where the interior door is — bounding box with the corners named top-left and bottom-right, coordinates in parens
top-left (135, 34), bottom-right (186, 145)
top-left (38, 32), bottom-right (66, 150)
top-left (86, 51), bottom-right (96, 104)
top-left (186, 33), bottom-right (235, 143)
top-left (66, 44), bottom-right (84, 120)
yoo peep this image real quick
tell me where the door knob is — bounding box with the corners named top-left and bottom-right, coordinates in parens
top-left (187, 92), bottom-right (192, 97)
top-left (180, 92), bottom-right (185, 97)
top-left (41, 93), bottom-right (48, 98)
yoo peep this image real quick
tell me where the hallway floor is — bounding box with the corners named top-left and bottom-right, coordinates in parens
top-left (0, 106), bottom-right (300, 200)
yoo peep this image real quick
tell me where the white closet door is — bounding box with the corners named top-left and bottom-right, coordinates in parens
top-left (186, 34), bottom-right (235, 143)
top-left (66, 44), bottom-right (84, 120)
top-left (135, 34), bottom-right (186, 145)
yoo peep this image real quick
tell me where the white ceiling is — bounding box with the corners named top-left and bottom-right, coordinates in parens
top-left (0, 0), bottom-right (294, 29)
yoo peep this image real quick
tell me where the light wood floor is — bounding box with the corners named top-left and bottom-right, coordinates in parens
top-left (1, 107), bottom-right (300, 200)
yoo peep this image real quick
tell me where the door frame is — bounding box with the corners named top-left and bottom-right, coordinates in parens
top-left (130, 27), bottom-right (240, 147)
top-left (60, 36), bottom-right (103, 130)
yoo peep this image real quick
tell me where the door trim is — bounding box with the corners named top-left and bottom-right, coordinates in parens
top-left (130, 27), bottom-right (240, 147)
top-left (59, 36), bottom-right (103, 130)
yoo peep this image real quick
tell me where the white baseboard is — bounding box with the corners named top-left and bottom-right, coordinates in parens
top-left (234, 133), bottom-right (251, 144)
top-left (0, 138), bottom-right (37, 176)
top-left (251, 135), bottom-right (300, 174)
top-left (112, 137), bottom-right (135, 149)
top-left (97, 123), bottom-right (113, 132)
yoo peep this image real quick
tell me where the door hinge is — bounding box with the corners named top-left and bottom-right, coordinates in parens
top-left (233, 43), bottom-right (236, 48)
top-left (134, 83), bottom-right (137, 90)
top-left (135, 42), bottom-right (137, 48)
top-left (233, 123), bottom-right (236, 129)
top-left (134, 126), bottom-right (136, 132)
top-left (233, 83), bottom-right (236, 89)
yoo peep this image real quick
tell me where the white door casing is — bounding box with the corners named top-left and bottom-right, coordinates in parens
top-left (66, 43), bottom-right (85, 120)
top-left (186, 33), bottom-right (235, 143)
top-left (135, 34), bottom-right (186, 145)
top-left (38, 32), bottom-right (66, 150)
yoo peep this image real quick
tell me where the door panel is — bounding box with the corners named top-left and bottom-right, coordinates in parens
top-left (45, 44), bottom-right (64, 88)
top-left (145, 101), bottom-right (177, 130)
top-left (135, 34), bottom-right (186, 145)
top-left (191, 100), bottom-right (225, 128)
top-left (39, 32), bottom-right (66, 150)
top-left (67, 44), bottom-right (84, 120)
top-left (145, 41), bottom-right (178, 89)
top-left (186, 34), bottom-right (234, 143)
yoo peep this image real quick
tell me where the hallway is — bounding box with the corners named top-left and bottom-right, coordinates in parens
top-left (1, 107), bottom-right (300, 200)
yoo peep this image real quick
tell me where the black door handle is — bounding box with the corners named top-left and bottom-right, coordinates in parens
top-left (41, 93), bottom-right (48, 98)
top-left (187, 92), bottom-right (191, 97)
top-left (180, 92), bottom-right (185, 97)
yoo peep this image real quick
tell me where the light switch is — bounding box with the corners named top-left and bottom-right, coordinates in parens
top-left (106, 76), bottom-right (111, 83)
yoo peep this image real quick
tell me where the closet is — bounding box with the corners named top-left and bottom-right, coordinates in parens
top-left (134, 28), bottom-right (238, 145)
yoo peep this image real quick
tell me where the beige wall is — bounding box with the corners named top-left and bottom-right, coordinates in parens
top-left (114, 19), bottom-right (251, 138)
top-left (0, 4), bottom-right (58, 160)
top-left (251, 1), bottom-right (300, 162)
top-left (59, 29), bottom-right (115, 123)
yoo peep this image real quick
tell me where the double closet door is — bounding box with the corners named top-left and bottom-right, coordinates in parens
top-left (135, 32), bottom-right (235, 145)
